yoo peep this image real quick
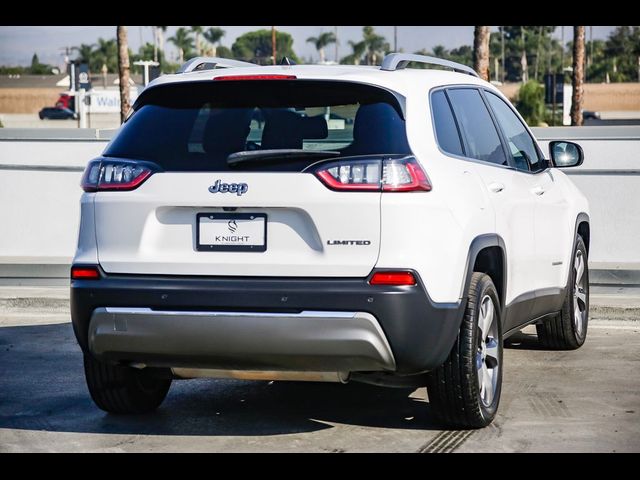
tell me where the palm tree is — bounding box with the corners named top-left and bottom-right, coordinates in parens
top-left (203, 27), bottom-right (225, 57)
top-left (191, 26), bottom-right (203, 56)
top-left (473, 26), bottom-right (490, 81)
top-left (169, 27), bottom-right (194, 63)
top-left (306, 31), bottom-right (336, 63)
top-left (72, 43), bottom-right (95, 66)
top-left (116, 26), bottom-right (130, 123)
top-left (95, 38), bottom-right (118, 73)
top-left (362, 26), bottom-right (388, 65)
top-left (432, 45), bottom-right (448, 58)
top-left (571, 26), bottom-right (586, 126)
top-left (347, 40), bottom-right (366, 65)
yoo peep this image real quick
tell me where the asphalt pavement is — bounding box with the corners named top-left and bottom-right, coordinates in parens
top-left (0, 286), bottom-right (639, 452)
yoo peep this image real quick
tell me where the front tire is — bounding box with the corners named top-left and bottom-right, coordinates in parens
top-left (83, 354), bottom-right (172, 414)
top-left (536, 235), bottom-right (589, 349)
top-left (426, 273), bottom-right (503, 428)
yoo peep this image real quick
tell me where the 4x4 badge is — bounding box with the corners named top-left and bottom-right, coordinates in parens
top-left (208, 179), bottom-right (249, 196)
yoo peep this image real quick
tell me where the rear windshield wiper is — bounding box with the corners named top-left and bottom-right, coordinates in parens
top-left (227, 149), bottom-right (340, 167)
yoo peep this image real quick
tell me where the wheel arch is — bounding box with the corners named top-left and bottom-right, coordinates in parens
top-left (576, 213), bottom-right (590, 253)
top-left (461, 234), bottom-right (507, 311)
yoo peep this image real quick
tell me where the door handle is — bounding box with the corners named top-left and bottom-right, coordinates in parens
top-left (488, 182), bottom-right (505, 193)
top-left (531, 185), bottom-right (545, 196)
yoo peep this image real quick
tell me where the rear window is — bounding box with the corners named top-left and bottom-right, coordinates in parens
top-left (104, 80), bottom-right (410, 172)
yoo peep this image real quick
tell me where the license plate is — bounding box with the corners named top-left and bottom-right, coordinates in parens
top-left (196, 213), bottom-right (267, 252)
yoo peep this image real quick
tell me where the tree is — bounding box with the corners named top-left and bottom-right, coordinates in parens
top-left (516, 80), bottom-right (545, 125)
top-left (340, 40), bottom-right (366, 65)
top-left (203, 27), bottom-right (225, 57)
top-left (232, 29), bottom-right (299, 65)
top-left (473, 26), bottom-right (490, 80)
top-left (133, 42), bottom-right (165, 72)
top-left (570, 26), bottom-right (585, 126)
top-left (306, 31), bottom-right (336, 63)
top-left (603, 26), bottom-right (640, 81)
top-left (117, 26), bottom-right (131, 124)
top-left (169, 27), bottom-right (194, 63)
top-left (340, 27), bottom-right (387, 65)
top-left (432, 45), bottom-right (448, 58)
top-left (362, 26), bottom-right (388, 65)
top-left (94, 38), bottom-right (118, 73)
top-left (29, 53), bottom-right (52, 75)
top-left (498, 26), bottom-right (558, 82)
top-left (191, 26), bottom-right (203, 56)
top-left (216, 45), bottom-right (233, 59)
top-left (72, 43), bottom-right (95, 65)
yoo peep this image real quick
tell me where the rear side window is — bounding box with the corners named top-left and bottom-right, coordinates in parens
top-left (431, 90), bottom-right (464, 156)
top-left (104, 81), bottom-right (410, 172)
top-left (446, 88), bottom-right (508, 166)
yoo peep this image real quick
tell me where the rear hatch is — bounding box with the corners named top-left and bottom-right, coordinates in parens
top-left (89, 78), bottom-right (413, 277)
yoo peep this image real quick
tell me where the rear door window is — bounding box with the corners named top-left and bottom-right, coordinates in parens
top-left (446, 88), bottom-right (508, 167)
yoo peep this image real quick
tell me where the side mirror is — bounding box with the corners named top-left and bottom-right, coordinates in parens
top-left (549, 141), bottom-right (584, 168)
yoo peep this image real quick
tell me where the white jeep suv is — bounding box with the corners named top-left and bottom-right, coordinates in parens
top-left (71, 54), bottom-right (590, 428)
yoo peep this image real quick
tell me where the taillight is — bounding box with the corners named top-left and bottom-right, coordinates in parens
top-left (311, 156), bottom-right (431, 192)
top-left (369, 271), bottom-right (417, 286)
top-left (81, 159), bottom-right (156, 192)
top-left (71, 266), bottom-right (100, 280)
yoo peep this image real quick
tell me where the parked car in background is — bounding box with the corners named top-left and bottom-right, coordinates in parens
top-left (39, 106), bottom-right (77, 120)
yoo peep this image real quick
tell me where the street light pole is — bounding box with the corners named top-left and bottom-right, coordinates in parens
top-left (271, 26), bottom-right (277, 65)
top-left (394, 26), bottom-right (398, 51)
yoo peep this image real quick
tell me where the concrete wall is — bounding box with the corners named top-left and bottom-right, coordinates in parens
top-left (532, 126), bottom-right (640, 282)
top-left (0, 129), bottom-right (112, 279)
top-left (1, 126), bottom-right (639, 283)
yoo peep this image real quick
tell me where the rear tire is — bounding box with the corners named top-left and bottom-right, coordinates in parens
top-left (536, 235), bottom-right (589, 350)
top-left (83, 354), bottom-right (171, 414)
top-left (426, 272), bottom-right (503, 428)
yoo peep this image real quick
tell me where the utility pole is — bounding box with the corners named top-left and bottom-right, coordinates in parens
top-left (500, 26), bottom-right (505, 83)
top-left (334, 26), bottom-right (339, 62)
top-left (271, 26), bottom-right (277, 65)
top-left (394, 26), bottom-right (398, 51)
top-left (520, 27), bottom-right (528, 83)
top-left (153, 26), bottom-right (158, 62)
top-left (560, 26), bottom-right (565, 74)
top-left (589, 25), bottom-right (593, 67)
top-left (535, 26), bottom-right (543, 81)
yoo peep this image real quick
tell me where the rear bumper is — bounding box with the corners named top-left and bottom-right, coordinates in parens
top-left (89, 308), bottom-right (395, 372)
top-left (71, 271), bottom-right (464, 374)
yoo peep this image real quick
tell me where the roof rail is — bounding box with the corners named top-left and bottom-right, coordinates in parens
top-left (177, 57), bottom-right (256, 74)
top-left (380, 53), bottom-right (479, 78)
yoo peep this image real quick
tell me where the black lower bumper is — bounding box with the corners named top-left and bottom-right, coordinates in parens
top-left (71, 270), bottom-right (464, 374)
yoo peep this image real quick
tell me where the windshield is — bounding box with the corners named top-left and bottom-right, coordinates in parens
top-left (104, 80), bottom-right (411, 172)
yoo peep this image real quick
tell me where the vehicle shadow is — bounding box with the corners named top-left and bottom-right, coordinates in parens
top-left (504, 329), bottom-right (547, 350)
top-left (0, 323), bottom-right (440, 437)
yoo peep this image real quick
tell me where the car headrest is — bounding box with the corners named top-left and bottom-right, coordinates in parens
top-left (203, 109), bottom-right (253, 155)
top-left (262, 110), bottom-right (328, 150)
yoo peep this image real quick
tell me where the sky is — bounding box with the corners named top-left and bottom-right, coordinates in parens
top-left (0, 26), bottom-right (617, 67)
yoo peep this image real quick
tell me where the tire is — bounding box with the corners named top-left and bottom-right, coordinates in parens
top-left (536, 235), bottom-right (589, 350)
top-left (83, 354), bottom-right (172, 414)
top-left (426, 272), bottom-right (503, 428)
